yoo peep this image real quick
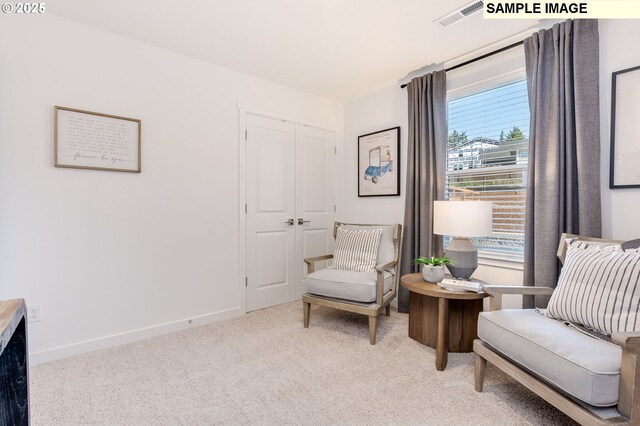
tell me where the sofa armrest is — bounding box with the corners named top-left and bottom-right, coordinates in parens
top-left (482, 285), bottom-right (555, 311)
top-left (611, 331), bottom-right (640, 421)
top-left (303, 254), bottom-right (333, 273)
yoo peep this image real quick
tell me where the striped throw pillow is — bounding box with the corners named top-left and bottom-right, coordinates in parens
top-left (545, 240), bottom-right (640, 334)
top-left (331, 227), bottom-right (382, 272)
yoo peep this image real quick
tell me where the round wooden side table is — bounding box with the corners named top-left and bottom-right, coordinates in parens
top-left (401, 273), bottom-right (489, 371)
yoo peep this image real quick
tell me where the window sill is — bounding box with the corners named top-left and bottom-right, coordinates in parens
top-left (477, 251), bottom-right (524, 271)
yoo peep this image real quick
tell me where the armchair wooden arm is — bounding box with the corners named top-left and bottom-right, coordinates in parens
top-left (482, 285), bottom-right (555, 311)
top-left (612, 331), bottom-right (640, 421)
top-left (375, 260), bottom-right (396, 272)
top-left (613, 332), bottom-right (640, 354)
top-left (374, 261), bottom-right (397, 304)
top-left (304, 254), bottom-right (334, 273)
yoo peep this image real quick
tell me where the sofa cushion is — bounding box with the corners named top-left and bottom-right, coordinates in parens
top-left (546, 239), bottom-right (640, 334)
top-left (478, 309), bottom-right (621, 407)
top-left (340, 224), bottom-right (396, 266)
top-left (303, 269), bottom-right (392, 303)
top-left (331, 227), bottom-right (382, 272)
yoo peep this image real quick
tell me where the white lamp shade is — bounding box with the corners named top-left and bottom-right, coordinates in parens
top-left (433, 201), bottom-right (493, 237)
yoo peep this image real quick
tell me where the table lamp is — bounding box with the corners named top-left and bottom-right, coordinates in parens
top-left (433, 200), bottom-right (493, 280)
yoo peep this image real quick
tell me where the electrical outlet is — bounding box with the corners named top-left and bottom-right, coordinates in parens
top-left (28, 304), bottom-right (41, 322)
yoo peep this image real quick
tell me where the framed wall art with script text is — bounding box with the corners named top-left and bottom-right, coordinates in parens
top-left (54, 106), bottom-right (141, 173)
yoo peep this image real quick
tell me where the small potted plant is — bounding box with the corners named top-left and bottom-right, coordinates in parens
top-left (412, 256), bottom-right (453, 283)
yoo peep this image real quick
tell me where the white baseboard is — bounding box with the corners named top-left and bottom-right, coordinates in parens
top-left (29, 306), bottom-right (242, 366)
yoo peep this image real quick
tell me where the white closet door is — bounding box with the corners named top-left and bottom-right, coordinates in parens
top-left (294, 124), bottom-right (336, 299)
top-left (245, 114), bottom-right (297, 312)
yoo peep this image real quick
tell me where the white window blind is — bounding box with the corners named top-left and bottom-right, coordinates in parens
top-left (446, 78), bottom-right (530, 255)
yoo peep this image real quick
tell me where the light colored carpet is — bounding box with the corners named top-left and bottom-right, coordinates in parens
top-left (31, 302), bottom-right (576, 425)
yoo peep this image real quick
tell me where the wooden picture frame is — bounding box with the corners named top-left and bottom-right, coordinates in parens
top-left (610, 65), bottom-right (640, 188)
top-left (54, 106), bottom-right (141, 173)
top-left (358, 127), bottom-right (400, 197)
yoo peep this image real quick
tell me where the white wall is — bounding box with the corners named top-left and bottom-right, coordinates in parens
top-left (341, 20), bottom-right (640, 308)
top-left (0, 14), bottom-right (342, 363)
top-left (340, 86), bottom-right (408, 226)
top-left (599, 20), bottom-right (640, 240)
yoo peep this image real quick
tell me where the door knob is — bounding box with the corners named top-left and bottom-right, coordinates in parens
top-left (284, 218), bottom-right (295, 226)
top-left (298, 218), bottom-right (311, 225)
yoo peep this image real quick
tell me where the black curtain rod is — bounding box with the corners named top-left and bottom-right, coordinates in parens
top-left (400, 40), bottom-right (524, 89)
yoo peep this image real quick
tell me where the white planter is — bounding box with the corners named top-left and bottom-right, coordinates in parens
top-left (422, 265), bottom-right (445, 283)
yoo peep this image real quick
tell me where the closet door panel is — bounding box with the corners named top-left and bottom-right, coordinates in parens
top-left (245, 114), bottom-right (296, 312)
top-left (295, 125), bottom-right (336, 299)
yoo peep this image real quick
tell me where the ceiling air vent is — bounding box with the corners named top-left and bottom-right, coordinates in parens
top-left (435, 0), bottom-right (484, 28)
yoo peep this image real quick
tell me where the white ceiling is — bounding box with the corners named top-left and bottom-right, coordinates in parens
top-left (51, 0), bottom-right (541, 102)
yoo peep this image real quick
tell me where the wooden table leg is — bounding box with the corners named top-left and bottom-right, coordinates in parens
top-left (436, 297), bottom-right (449, 371)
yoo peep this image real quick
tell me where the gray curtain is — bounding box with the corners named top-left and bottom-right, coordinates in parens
top-left (523, 20), bottom-right (602, 308)
top-left (398, 70), bottom-right (447, 313)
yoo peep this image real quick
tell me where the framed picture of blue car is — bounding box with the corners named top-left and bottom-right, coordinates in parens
top-left (358, 126), bottom-right (400, 197)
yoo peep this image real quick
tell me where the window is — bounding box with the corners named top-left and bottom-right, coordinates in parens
top-left (446, 78), bottom-right (530, 255)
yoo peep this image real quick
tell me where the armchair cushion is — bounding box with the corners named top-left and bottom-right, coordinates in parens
top-left (546, 239), bottom-right (640, 334)
top-left (332, 227), bottom-right (382, 272)
top-left (303, 269), bottom-right (392, 303)
top-left (478, 309), bottom-right (621, 407)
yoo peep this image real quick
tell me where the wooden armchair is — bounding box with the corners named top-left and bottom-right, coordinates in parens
top-left (474, 234), bottom-right (640, 425)
top-left (302, 222), bottom-right (402, 345)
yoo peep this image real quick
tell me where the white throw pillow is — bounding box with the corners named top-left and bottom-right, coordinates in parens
top-left (546, 239), bottom-right (640, 334)
top-left (331, 227), bottom-right (382, 272)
